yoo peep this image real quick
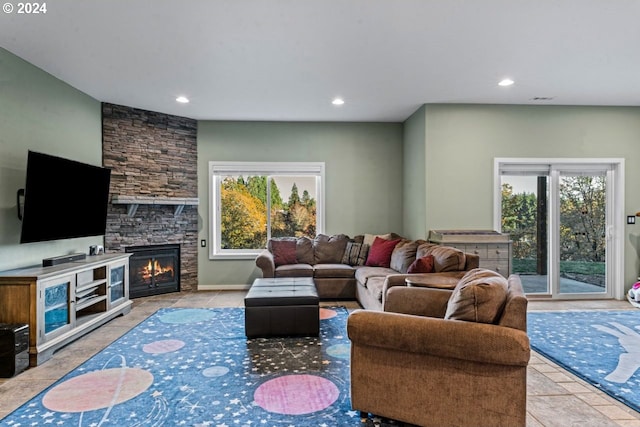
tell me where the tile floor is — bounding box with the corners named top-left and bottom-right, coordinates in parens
top-left (0, 291), bottom-right (639, 426)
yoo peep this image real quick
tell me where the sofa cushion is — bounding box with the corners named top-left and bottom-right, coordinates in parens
top-left (363, 233), bottom-right (392, 246)
top-left (415, 242), bottom-right (438, 259)
top-left (444, 268), bottom-right (509, 324)
top-left (365, 276), bottom-right (386, 303)
top-left (274, 264), bottom-right (314, 278)
top-left (355, 266), bottom-right (397, 287)
top-left (418, 243), bottom-right (466, 272)
top-left (365, 237), bottom-right (401, 268)
top-left (342, 242), bottom-right (370, 266)
top-left (390, 240), bottom-right (420, 273)
top-left (313, 263), bottom-right (356, 278)
top-left (407, 254), bottom-right (435, 274)
top-left (296, 236), bottom-right (315, 265)
top-left (314, 234), bottom-right (350, 264)
top-left (271, 240), bottom-right (297, 266)
top-left (352, 235), bottom-right (365, 244)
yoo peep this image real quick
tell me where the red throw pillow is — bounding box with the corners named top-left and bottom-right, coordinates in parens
top-left (271, 240), bottom-right (297, 266)
top-left (365, 237), bottom-right (401, 268)
top-left (407, 255), bottom-right (435, 274)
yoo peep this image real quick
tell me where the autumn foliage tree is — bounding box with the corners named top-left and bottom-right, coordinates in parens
top-left (220, 176), bottom-right (316, 248)
top-left (220, 179), bottom-right (267, 249)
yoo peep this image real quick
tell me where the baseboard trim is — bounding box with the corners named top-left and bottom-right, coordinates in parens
top-left (197, 284), bottom-right (251, 291)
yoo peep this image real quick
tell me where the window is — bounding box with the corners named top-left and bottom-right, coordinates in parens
top-left (209, 162), bottom-right (325, 259)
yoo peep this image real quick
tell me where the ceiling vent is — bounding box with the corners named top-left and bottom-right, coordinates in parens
top-left (530, 97), bottom-right (555, 101)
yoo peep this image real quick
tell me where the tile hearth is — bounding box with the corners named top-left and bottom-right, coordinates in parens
top-left (0, 292), bottom-right (638, 426)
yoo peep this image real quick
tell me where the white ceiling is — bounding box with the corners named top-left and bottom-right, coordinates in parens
top-left (2, 0), bottom-right (639, 122)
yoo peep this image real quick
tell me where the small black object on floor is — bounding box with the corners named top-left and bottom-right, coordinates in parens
top-left (0, 323), bottom-right (29, 378)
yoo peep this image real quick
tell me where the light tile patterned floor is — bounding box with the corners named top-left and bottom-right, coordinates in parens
top-left (0, 291), bottom-right (638, 426)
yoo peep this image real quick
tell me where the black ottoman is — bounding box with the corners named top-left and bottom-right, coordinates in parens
top-left (244, 278), bottom-right (319, 338)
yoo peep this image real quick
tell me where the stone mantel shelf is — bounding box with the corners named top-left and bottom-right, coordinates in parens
top-left (112, 195), bottom-right (199, 217)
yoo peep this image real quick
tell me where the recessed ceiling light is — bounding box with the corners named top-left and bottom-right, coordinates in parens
top-left (498, 79), bottom-right (514, 87)
top-left (332, 98), bottom-right (345, 106)
top-left (176, 96), bottom-right (189, 104)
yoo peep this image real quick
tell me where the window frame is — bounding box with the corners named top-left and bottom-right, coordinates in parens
top-left (209, 161), bottom-right (325, 259)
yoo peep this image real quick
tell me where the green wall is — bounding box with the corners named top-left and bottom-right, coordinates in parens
top-left (197, 121), bottom-right (404, 286)
top-left (5, 45), bottom-right (640, 293)
top-left (0, 48), bottom-right (103, 271)
top-left (402, 105), bottom-right (427, 239)
top-left (420, 104), bottom-right (640, 291)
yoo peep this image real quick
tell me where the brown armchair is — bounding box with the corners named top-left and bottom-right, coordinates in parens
top-left (347, 273), bottom-right (530, 427)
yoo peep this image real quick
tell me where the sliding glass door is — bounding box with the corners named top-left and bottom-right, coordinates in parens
top-left (496, 159), bottom-right (622, 299)
top-left (500, 174), bottom-right (549, 293)
top-left (557, 173), bottom-right (607, 294)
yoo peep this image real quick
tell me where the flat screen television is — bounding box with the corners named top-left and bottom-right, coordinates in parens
top-left (20, 151), bottom-right (112, 244)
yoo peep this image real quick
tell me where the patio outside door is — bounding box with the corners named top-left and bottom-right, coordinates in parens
top-left (496, 159), bottom-right (623, 299)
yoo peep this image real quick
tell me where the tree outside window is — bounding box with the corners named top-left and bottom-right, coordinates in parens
top-left (210, 162), bottom-right (324, 258)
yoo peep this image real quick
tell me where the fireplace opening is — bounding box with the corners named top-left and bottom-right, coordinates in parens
top-left (126, 244), bottom-right (180, 298)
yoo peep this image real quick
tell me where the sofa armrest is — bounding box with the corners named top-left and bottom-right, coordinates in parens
top-left (255, 249), bottom-right (275, 278)
top-left (347, 309), bottom-right (530, 366)
top-left (384, 286), bottom-right (451, 317)
top-left (465, 253), bottom-right (480, 270)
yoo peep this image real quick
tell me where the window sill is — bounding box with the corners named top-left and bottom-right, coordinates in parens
top-left (210, 252), bottom-right (260, 260)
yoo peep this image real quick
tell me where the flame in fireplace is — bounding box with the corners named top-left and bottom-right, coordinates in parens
top-left (142, 259), bottom-right (174, 280)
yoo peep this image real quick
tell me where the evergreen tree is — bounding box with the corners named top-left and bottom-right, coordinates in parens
top-left (288, 183), bottom-right (300, 207)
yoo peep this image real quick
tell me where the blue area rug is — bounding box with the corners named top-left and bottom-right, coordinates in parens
top-left (528, 310), bottom-right (640, 412)
top-left (2, 307), bottom-right (370, 426)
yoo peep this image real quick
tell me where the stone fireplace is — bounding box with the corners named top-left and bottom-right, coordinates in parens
top-left (102, 103), bottom-right (198, 293)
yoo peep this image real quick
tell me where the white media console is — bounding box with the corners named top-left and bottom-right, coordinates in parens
top-left (0, 253), bottom-right (131, 366)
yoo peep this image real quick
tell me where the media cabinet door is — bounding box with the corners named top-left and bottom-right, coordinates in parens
top-left (38, 274), bottom-right (75, 344)
top-left (108, 259), bottom-right (129, 309)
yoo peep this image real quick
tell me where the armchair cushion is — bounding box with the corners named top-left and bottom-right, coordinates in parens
top-left (445, 268), bottom-right (508, 324)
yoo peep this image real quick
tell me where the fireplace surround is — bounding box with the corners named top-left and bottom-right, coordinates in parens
top-left (126, 244), bottom-right (180, 298)
top-left (102, 103), bottom-right (198, 292)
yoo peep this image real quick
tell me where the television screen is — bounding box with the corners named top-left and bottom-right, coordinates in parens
top-left (20, 151), bottom-right (111, 244)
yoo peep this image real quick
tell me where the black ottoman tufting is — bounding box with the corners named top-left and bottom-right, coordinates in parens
top-left (244, 278), bottom-right (319, 338)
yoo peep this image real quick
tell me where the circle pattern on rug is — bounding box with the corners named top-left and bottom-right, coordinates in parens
top-left (42, 367), bottom-right (153, 413)
top-left (159, 308), bottom-right (215, 324)
top-left (326, 343), bottom-right (350, 359)
top-left (320, 308), bottom-right (337, 320)
top-left (254, 374), bottom-right (339, 415)
top-left (202, 366), bottom-right (229, 377)
top-left (142, 339), bottom-right (185, 354)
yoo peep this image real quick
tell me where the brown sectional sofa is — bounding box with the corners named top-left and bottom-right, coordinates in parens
top-left (255, 233), bottom-right (480, 310)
